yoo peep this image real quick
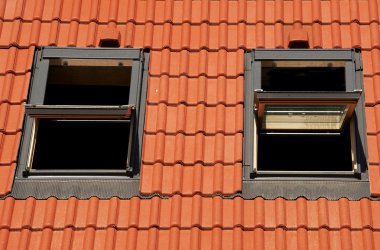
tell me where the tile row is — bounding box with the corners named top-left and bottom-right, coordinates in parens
top-left (147, 75), bottom-right (244, 106)
top-left (1, 196), bottom-right (380, 231)
top-left (147, 49), bottom-right (380, 77)
top-left (2, 21), bottom-right (380, 51)
top-left (145, 104), bottom-right (243, 135)
top-left (142, 133), bottom-right (243, 165)
top-left (2, 227), bottom-right (380, 250)
top-left (1, 0), bottom-right (380, 25)
top-left (0, 48), bottom-right (33, 75)
top-left (140, 163), bottom-right (242, 195)
top-left (1, 48), bottom-right (380, 79)
top-left (149, 49), bottom-right (244, 77)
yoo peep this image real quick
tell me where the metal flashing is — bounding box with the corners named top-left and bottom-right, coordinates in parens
top-left (242, 180), bottom-right (375, 200)
top-left (253, 49), bottom-right (355, 60)
top-left (8, 179), bottom-right (140, 199)
top-left (41, 47), bottom-right (142, 59)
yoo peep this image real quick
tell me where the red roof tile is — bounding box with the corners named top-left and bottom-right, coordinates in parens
top-left (1, 197), bottom-right (380, 249)
top-left (0, 0), bottom-right (380, 248)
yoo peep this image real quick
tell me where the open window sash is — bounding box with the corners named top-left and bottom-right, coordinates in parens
top-left (23, 104), bottom-right (135, 173)
top-left (25, 104), bottom-right (134, 119)
top-left (254, 91), bottom-right (361, 132)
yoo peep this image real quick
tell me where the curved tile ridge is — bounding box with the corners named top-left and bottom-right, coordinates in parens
top-left (142, 132), bottom-right (243, 166)
top-left (2, 21), bottom-right (380, 50)
top-left (2, 227), bottom-right (380, 250)
top-left (140, 163), bottom-right (242, 196)
top-left (0, 0), bottom-right (379, 25)
top-left (149, 49), bottom-right (244, 78)
top-left (0, 47), bottom-right (34, 75)
top-left (0, 132), bottom-right (22, 165)
top-left (1, 196), bottom-right (380, 231)
top-left (144, 104), bottom-right (243, 135)
top-left (147, 75), bottom-right (244, 106)
top-left (0, 164), bottom-right (15, 196)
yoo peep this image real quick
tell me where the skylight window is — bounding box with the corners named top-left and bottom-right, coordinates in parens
top-left (244, 49), bottom-right (367, 178)
top-left (17, 47), bottom-right (147, 177)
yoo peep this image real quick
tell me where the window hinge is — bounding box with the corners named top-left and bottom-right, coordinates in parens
top-left (354, 51), bottom-right (363, 71)
top-left (140, 50), bottom-right (145, 63)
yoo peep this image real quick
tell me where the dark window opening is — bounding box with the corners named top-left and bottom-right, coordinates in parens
top-left (257, 124), bottom-right (353, 171)
top-left (32, 119), bottom-right (130, 170)
top-left (261, 61), bottom-right (346, 91)
top-left (45, 59), bottom-right (132, 105)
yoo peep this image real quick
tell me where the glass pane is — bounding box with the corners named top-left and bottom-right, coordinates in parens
top-left (32, 119), bottom-right (131, 170)
top-left (262, 105), bottom-right (348, 130)
top-left (261, 60), bottom-right (346, 91)
top-left (45, 59), bottom-right (133, 105)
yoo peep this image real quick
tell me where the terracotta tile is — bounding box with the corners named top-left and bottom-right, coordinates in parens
top-left (300, 1), bottom-right (312, 24)
top-left (0, 164), bottom-right (14, 196)
top-left (368, 0), bottom-right (379, 22)
top-left (369, 23), bottom-right (380, 50)
top-left (364, 76), bottom-right (376, 105)
top-left (0, 104), bottom-right (24, 133)
top-left (338, 198), bottom-right (351, 228)
top-left (362, 50), bottom-right (373, 76)
top-left (367, 135), bottom-right (380, 164)
top-left (365, 106), bottom-right (377, 134)
top-left (2, 0), bottom-right (16, 21)
top-left (369, 165), bottom-right (380, 195)
top-left (0, 132), bottom-right (21, 164)
top-left (321, 25), bottom-right (333, 48)
top-left (360, 25), bottom-right (372, 49)
top-left (337, 0), bottom-right (350, 24)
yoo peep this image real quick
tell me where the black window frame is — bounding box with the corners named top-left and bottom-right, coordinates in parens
top-left (244, 49), bottom-right (368, 181)
top-left (15, 47), bottom-right (148, 184)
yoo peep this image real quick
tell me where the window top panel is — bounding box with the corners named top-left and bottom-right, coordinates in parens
top-left (253, 49), bottom-right (356, 61)
top-left (261, 60), bottom-right (346, 91)
top-left (41, 47), bottom-right (142, 59)
top-left (45, 58), bottom-right (132, 105)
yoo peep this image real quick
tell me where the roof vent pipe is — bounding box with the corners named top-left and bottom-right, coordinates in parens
top-left (288, 29), bottom-right (309, 48)
top-left (99, 27), bottom-right (121, 48)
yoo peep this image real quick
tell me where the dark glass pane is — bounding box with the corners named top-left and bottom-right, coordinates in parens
top-left (258, 125), bottom-right (353, 171)
top-left (32, 119), bottom-right (130, 170)
top-left (45, 60), bottom-right (132, 105)
top-left (261, 61), bottom-right (346, 91)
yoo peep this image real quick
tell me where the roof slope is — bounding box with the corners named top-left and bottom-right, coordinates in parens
top-left (1, 196), bottom-right (380, 249)
top-left (1, 0), bottom-right (380, 249)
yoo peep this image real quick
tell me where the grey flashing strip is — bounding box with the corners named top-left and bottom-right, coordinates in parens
top-left (242, 180), bottom-right (375, 200)
top-left (41, 47), bottom-right (142, 59)
top-left (6, 179), bottom-right (378, 200)
top-left (25, 105), bottom-right (134, 118)
top-left (8, 180), bottom-right (140, 199)
top-left (253, 49), bottom-right (355, 60)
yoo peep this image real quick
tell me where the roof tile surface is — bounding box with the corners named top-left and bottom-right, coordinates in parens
top-left (1, 197), bottom-right (380, 249)
top-left (0, 0), bottom-right (380, 249)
